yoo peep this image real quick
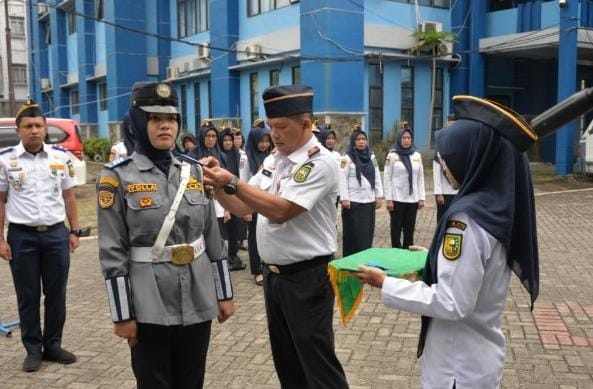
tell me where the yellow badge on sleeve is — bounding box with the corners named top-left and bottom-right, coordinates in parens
top-left (99, 176), bottom-right (120, 187)
top-left (98, 189), bottom-right (115, 209)
top-left (443, 233), bottom-right (463, 260)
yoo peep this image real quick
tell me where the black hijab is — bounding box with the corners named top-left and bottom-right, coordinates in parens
top-left (122, 112), bottom-right (135, 155)
top-left (319, 128), bottom-right (337, 152)
top-left (417, 119), bottom-right (539, 357)
top-left (219, 128), bottom-right (240, 176)
top-left (347, 130), bottom-right (375, 190)
top-left (188, 126), bottom-right (228, 168)
top-left (245, 126), bottom-right (272, 175)
top-left (128, 108), bottom-right (176, 175)
top-left (393, 128), bottom-right (416, 195)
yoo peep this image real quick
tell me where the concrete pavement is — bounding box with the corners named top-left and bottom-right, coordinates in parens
top-left (1, 188), bottom-right (593, 388)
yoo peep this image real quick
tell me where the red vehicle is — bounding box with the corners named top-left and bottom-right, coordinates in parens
top-left (0, 118), bottom-right (87, 185)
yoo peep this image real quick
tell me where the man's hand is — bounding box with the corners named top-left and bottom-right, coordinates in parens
top-left (69, 234), bottom-right (80, 253)
top-left (200, 156), bottom-right (220, 168)
top-left (418, 200), bottom-right (425, 210)
top-left (0, 239), bottom-right (12, 261)
top-left (223, 210), bottom-right (231, 223)
top-left (113, 319), bottom-right (138, 348)
top-left (217, 300), bottom-right (235, 323)
top-left (202, 166), bottom-right (234, 188)
top-left (353, 265), bottom-right (387, 289)
top-left (243, 214), bottom-right (252, 222)
top-left (340, 200), bottom-right (351, 210)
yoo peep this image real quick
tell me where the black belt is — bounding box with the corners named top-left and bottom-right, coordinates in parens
top-left (9, 222), bottom-right (64, 233)
top-left (264, 255), bottom-right (333, 275)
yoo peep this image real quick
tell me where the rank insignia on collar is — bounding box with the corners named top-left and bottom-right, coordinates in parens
top-left (98, 189), bottom-right (115, 209)
top-left (293, 163), bottom-right (313, 183)
top-left (307, 146), bottom-right (320, 157)
top-left (442, 233), bottom-right (463, 261)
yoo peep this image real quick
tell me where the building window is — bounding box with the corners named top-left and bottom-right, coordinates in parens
top-left (431, 68), bottom-right (444, 143)
top-left (71, 89), bottom-right (79, 115)
top-left (98, 83), bottom-right (107, 111)
top-left (248, 0), bottom-right (293, 17)
top-left (368, 64), bottom-right (383, 144)
top-left (45, 22), bottom-right (51, 44)
top-left (291, 66), bottom-right (300, 85)
top-left (9, 17), bottom-right (25, 36)
top-left (177, 0), bottom-right (209, 38)
top-left (180, 85), bottom-right (188, 130)
top-left (488, 0), bottom-right (514, 11)
top-left (388, 0), bottom-right (449, 8)
top-left (12, 64), bottom-right (27, 85)
top-left (67, 10), bottom-right (76, 34)
top-left (401, 66), bottom-right (414, 129)
top-left (269, 69), bottom-right (280, 86)
top-left (194, 82), bottom-right (201, 133)
top-left (250, 73), bottom-right (259, 125)
top-left (95, 0), bottom-right (104, 19)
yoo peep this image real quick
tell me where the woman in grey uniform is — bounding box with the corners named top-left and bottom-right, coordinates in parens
top-left (97, 81), bottom-right (234, 389)
top-left (356, 96), bottom-right (540, 388)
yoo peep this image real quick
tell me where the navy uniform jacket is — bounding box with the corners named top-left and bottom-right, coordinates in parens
top-left (97, 152), bottom-right (232, 325)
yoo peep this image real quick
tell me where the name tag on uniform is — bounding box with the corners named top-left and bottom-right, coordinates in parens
top-left (128, 183), bottom-right (158, 193)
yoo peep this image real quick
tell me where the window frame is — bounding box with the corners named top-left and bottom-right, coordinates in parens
top-left (177, 0), bottom-right (209, 38)
top-left (9, 16), bottom-right (25, 36)
top-left (98, 83), bottom-right (107, 111)
top-left (291, 66), bottom-right (300, 85)
top-left (387, 0), bottom-right (449, 8)
top-left (269, 69), bottom-right (280, 87)
top-left (401, 66), bottom-right (415, 129)
top-left (71, 89), bottom-right (80, 115)
top-left (248, 0), bottom-right (295, 17)
top-left (12, 64), bottom-right (27, 85)
top-left (368, 63), bottom-right (383, 145)
top-left (249, 72), bottom-right (259, 126)
top-left (193, 82), bottom-right (201, 133)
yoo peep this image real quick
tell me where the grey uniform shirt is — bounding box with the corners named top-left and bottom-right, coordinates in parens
top-left (97, 153), bottom-right (226, 325)
top-left (381, 212), bottom-right (511, 388)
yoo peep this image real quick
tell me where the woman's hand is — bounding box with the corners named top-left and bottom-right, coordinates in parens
top-left (113, 319), bottom-right (138, 348)
top-left (436, 194), bottom-right (445, 205)
top-left (418, 200), bottom-right (425, 210)
top-left (375, 198), bottom-right (383, 209)
top-left (217, 300), bottom-right (235, 323)
top-left (243, 214), bottom-right (252, 222)
top-left (353, 265), bottom-right (386, 289)
top-left (386, 200), bottom-right (394, 212)
top-left (341, 200), bottom-right (351, 210)
top-left (223, 210), bottom-right (231, 223)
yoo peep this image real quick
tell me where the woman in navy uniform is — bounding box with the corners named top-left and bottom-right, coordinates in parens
top-left (355, 96), bottom-right (540, 388)
top-left (97, 82), bottom-right (234, 388)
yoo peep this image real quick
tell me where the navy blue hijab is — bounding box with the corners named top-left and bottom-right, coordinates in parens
top-left (393, 128), bottom-right (416, 195)
top-left (128, 108), bottom-right (177, 174)
top-left (188, 126), bottom-right (228, 168)
top-left (417, 119), bottom-right (539, 357)
top-left (245, 126), bottom-right (272, 175)
top-left (319, 128), bottom-right (337, 152)
top-left (122, 112), bottom-right (136, 155)
top-left (347, 130), bottom-right (375, 190)
top-left (218, 128), bottom-right (240, 176)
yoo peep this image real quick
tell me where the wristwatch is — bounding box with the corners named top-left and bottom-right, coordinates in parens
top-left (223, 175), bottom-right (240, 195)
top-left (70, 229), bottom-right (83, 237)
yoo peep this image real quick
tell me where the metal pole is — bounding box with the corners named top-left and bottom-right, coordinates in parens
top-left (4, 0), bottom-right (16, 116)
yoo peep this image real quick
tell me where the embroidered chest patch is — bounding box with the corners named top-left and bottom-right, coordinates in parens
top-left (442, 233), bottom-right (463, 261)
top-left (128, 183), bottom-right (158, 193)
top-left (98, 189), bottom-right (115, 209)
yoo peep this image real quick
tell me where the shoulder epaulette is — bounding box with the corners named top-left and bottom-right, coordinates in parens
top-left (105, 156), bottom-right (132, 169)
top-left (0, 147), bottom-right (14, 155)
top-left (176, 153), bottom-right (203, 166)
top-left (52, 145), bottom-right (67, 152)
top-left (307, 146), bottom-right (320, 158)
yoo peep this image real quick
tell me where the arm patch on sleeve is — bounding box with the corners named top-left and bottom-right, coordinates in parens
top-left (442, 233), bottom-right (463, 261)
top-left (447, 220), bottom-right (467, 231)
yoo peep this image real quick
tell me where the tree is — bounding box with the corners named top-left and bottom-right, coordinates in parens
top-left (409, 30), bottom-right (457, 148)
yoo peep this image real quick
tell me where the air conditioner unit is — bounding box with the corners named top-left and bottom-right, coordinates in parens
top-left (41, 78), bottom-right (51, 90)
top-left (182, 61), bottom-right (190, 74)
top-left (244, 43), bottom-right (262, 61)
top-left (38, 3), bottom-right (49, 15)
top-left (197, 43), bottom-right (210, 60)
top-left (437, 41), bottom-right (453, 59)
top-left (419, 21), bottom-right (442, 33)
top-left (166, 66), bottom-right (178, 79)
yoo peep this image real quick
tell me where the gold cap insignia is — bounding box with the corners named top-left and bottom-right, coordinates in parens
top-left (156, 83), bottom-right (171, 98)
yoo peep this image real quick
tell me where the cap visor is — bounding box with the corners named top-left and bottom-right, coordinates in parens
top-left (139, 105), bottom-right (179, 114)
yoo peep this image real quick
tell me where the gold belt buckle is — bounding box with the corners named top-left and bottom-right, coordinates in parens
top-left (36, 225), bottom-right (48, 232)
top-left (171, 245), bottom-right (195, 266)
top-left (268, 265), bottom-right (280, 274)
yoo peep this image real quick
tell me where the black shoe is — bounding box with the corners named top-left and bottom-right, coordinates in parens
top-left (22, 353), bottom-right (42, 372)
top-left (43, 348), bottom-right (77, 365)
top-left (228, 256), bottom-right (246, 271)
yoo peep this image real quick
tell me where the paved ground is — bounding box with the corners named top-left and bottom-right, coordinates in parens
top-left (1, 183), bottom-right (593, 388)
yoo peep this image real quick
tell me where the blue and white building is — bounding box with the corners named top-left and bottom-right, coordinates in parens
top-left (26, 0), bottom-right (593, 174)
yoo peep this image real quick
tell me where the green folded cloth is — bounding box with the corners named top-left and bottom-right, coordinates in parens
top-left (328, 248), bottom-right (427, 325)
